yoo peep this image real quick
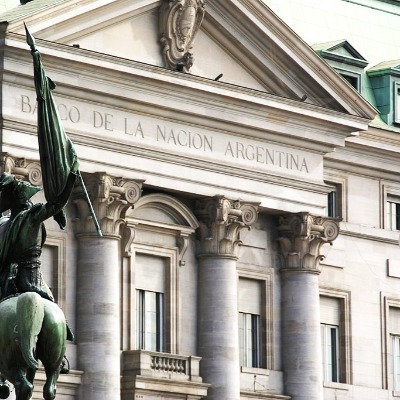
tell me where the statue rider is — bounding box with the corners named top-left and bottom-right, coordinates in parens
top-left (0, 171), bottom-right (76, 344)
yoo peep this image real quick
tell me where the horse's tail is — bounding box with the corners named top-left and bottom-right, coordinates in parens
top-left (16, 292), bottom-right (45, 370)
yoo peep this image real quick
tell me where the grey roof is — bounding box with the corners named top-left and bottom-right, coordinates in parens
top-left (0, 0), bottom-right (65, 23)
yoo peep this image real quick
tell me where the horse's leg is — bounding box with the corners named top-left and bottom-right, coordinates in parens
top-left (26, 367), bottom-right (36, 385)
top-left (43, 368), bottom-right (60, 400)
top-left (13, 369), bottom-right (33, 400)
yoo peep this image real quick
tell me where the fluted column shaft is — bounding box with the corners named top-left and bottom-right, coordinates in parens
top-left (277, 213), bottom-right (339, 400)
top-left (74, 173), bottom-right (142, 400)
top-left (196, 197), bottom-right (258, 400)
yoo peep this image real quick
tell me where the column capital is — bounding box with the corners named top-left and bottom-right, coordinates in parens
top-left (0, 153), bottom-right (42, 186)
top-left (195, 196), bottom-right (258, 258)
top-left (277, 212), bottom-right (340, 274)
top-left (74, 172), bottom-right (143, 238)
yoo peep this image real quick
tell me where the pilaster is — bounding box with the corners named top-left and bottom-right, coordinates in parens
top-left (196, 196), bottom-right (258, 400)
top-left (74, 172), bottom-right (142, 400)
top-left (277, 212), bottom-right (340, 400)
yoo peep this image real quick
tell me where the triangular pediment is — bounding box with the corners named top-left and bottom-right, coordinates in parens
top-left (368, 59), bottom-right (400, 77)
top-left (312, 39), bottom-right (368, 68)
top-left (1, 0), bottom-right (376, 119)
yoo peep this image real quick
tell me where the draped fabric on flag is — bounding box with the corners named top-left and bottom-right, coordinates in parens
top-left (31, 49), bottom-right (79, 229)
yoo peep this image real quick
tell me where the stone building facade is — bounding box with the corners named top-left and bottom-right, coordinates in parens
top-left (0, 0), bottom-right (399, 399)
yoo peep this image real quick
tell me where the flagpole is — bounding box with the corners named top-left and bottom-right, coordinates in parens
top-left (77, 172), bottom-right (103, 237)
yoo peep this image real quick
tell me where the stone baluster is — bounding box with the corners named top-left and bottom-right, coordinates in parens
top-left (196, 196), bottom-right (258, 400)
top-left (277, 213), bottom-right (340, 400)
top-left (74, 172), bottom-right (142, 400)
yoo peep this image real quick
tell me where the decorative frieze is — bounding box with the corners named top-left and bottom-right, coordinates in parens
top-left (74, 172), bottom-right (143, 237)
top-left (196, 196), bottom-right (258, 258)
top-left (277, 212), bottom-right (340, 273)
top-left (159, 0), bottom-right (206, 72)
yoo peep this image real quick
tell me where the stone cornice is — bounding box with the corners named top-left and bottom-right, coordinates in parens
top-left (277, 212), bottom-right (340, 274)
top-left (73, 172), bottom-right (143, 238)
top-left (196, 196), bottom-right (258, 258)
top-left (3, 32), bottom-right (371, 147)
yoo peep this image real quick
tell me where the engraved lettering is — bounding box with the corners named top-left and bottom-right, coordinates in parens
top-left (69, 106), bottom-right (80, 123)
top-left (192, 133), bottom-right (203, 150)
top-left (300, 158), bottom-right (309, 173)
top-left (245, 144), bottom-right (255, 161)
top-left (104, 113), bottom-right (113, 131)
top-left (223, 141), bottom-right (310, 173)
top-left (225, 141), bottom-right (234, 157)
top-left (93, 111), bottom-right (103, 128)
top-left (177, 130), bottom-right (187, 146)
top-left (236, 142), bottom-right (245, 159)
top-left (290, 154), bottom-right (299, 170)
top-left (125, 119), bottom-right (144, 137)
top-left (21, 95), bottom-right (32, 113)
top-left (157, 125), bottom-right (166, 141)
top-left (256, 146), bottom-right (263, 163)
top-left (266, 148), bottom-right (274, 164)
top-left (93, 111), bottom-right (113, 131)
top-left (58, 104), bottom-right (68, 121)
top-left (135, 122), bottom-right (144, 138)
top-left (157, 125), bottom-right (213, 151)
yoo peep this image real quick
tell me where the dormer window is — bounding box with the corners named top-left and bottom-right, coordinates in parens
top-left (368, 61), bottom-right (400, 126)
top-left (313, 40), bottom-right (368, 94)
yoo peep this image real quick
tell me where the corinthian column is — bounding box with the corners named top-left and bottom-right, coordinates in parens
top-left (196, 196), bottom-right (258, 400)
top-left (74, 173), bottom-right (142, 400)
top-left (277, 213), bottom-right (339, 400)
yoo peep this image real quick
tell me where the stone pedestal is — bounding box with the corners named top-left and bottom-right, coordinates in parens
top-left (196, 197), bottom-right (258, 400)
top-left (74, 173), bottom-right (142, 400)
top-left (277, 213), bottom-right (339, 400)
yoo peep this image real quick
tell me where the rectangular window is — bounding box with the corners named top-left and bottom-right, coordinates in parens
top-left (387, 197), bottom-right (400, 230)
top-left (340, 73), bottom-right (359, 91)
top-left (326, 182), bottom-right (342, 218)
top-left (238, 278), bottom-right (264, 368)
top-left (136, 289), bottom-right (164, 352)
top-left (320, 295), bottom-right (343, 383)
top-left (321, 324), bottom-right (340, 382)
top-left (239, 312), bottom-right (261, 368)
top-left (393, 335), bottom-right (400, 390)
top-left (388, 306), bottom-right (400, 389)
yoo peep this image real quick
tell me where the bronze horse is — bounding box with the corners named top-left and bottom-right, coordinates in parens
top-left (0, 292), bottom-right (66, 400)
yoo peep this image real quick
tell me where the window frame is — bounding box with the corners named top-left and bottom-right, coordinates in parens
top-left (124, 244), bottom-right (179, 354)
top-left (381, 182), bottom-right (400, 230)
top-left (239, 312), bottom-right (262, 368)
top-left (321, 323), bottom-right (340, 382)
top-left (337, 68), bottom-right (362, 92)
top-left (387, 195), bottom-right (400, 231)
top-left (237, 266), bottom-right (273, 371)
top-left (320, 288), bottom-right (352, 385)
top-left (42, 234), bottom-right (67, 308)
top-left (136, 289), bottom-right (165, 352)
top-left (392, 334), bottom-right (400, 390)
top-left (382, 295), bottom-right (400, 391)
top-left (324, 174), bottom-right (347, 221)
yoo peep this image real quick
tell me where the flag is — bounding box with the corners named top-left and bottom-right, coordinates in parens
top-left (25, 24), bottom-right (79, 229)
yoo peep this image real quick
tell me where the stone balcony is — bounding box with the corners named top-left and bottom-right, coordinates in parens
top-left (121, 350), bottom-right (209, 400)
